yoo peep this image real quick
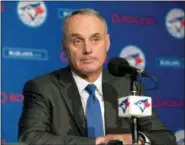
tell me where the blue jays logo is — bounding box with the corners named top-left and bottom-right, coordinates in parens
top-left (17, 1), bottom-right (47, 27)
top-left (119, 98), bottom-right (130, 113)
top-left (175, 130), bottom-right (184, 145)
top-left (134, 99), bottom-right (150, 112)
top-left (119, 45), bottom-right (146, 71)
top-left (125, 53), bottom-right (143, 68)
top-left (166, 8), bottom-right (184, 39)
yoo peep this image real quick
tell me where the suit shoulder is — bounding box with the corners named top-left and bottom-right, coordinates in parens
top-left (23, 67), bottom-right (66, 91)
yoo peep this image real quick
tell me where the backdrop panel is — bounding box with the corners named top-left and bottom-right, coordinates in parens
top-left (1, 1), bottom-right (184, 144)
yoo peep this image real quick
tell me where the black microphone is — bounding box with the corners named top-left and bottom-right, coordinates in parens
top-left (108, 57), bottom-right (149, 77)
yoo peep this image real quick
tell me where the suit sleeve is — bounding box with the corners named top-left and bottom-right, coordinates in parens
top-left (18, 80), bottom-right (95, 145)
top-left (137, 81), bottom-right (177, 145)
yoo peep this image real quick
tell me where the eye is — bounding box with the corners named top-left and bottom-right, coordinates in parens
top-left (92, 37), bottom-right (100, 41)
top-left (73, 39), bottom-right (82, 44)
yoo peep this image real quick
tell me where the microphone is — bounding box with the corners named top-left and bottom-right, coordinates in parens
top-left (108, 58), bottom-right (153, 144)
top-left (108, 57), bottom-right (149, 77)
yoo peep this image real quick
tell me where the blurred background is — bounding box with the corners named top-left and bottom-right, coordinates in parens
top-left (1, 1), bottom-right (184, 144)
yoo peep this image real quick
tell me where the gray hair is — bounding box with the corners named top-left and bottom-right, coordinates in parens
top-left (61, 8), bottom-right (108, 39)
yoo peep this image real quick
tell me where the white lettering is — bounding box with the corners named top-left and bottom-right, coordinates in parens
top-left (160, 59), bottom-right (181, 67)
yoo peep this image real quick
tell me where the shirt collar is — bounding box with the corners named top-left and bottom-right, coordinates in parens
top-left (71, 71), bottom-right (103, 96)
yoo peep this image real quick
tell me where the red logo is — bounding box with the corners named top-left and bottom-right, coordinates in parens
top-left (1, 92), bottom-right (24, 104)
top-left (60, 51), bottom-right (68, 62)
top-left (1, 2), bottom-right (4, 12)
top-left (112, 13), bottom-right (156, 25)
top-left (153, 97), bottom-right (184, 108)
top-left (1, 139), bottom-right (6, 144)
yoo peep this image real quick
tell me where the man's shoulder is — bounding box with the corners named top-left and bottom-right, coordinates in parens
top-left (23, 67), bottom-right (69, 90)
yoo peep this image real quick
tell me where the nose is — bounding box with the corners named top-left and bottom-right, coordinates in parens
top-left (83, 40), bottom-right (92, 54)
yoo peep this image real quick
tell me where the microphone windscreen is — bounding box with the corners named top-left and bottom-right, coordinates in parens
top-left (108, 57), bottom-right (129, 77)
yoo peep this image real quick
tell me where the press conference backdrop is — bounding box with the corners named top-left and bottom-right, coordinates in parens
top-left (1, 1), bottom-right (184, 144)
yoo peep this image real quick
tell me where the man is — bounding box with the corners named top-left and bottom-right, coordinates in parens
top-left (18, 8), bottom-right (177, 145)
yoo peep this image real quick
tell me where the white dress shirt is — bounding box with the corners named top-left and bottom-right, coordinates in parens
top-left (71, 71), bottom-right (105, 135)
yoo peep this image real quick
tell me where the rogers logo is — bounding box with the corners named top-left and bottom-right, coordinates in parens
top-left (60, 50), bottom-right (108, 63)
top-left (1, 2), bottom-right (4, 12)
top-left (1, 92), bottom-right (24, 103)
top-left (1, 139), bottom-right (6, 144)
top-left (60, 51), bottom-right (68, 62)
top-left (112, 13), bottom-right (156, 25)
top-left (153, 97), bottom-right (184, 108)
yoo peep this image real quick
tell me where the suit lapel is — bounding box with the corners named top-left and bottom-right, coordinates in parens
top-left (103, 72), bottom-right (132, 134)
top-left (103, 81), bottom-right (120, 134)
top-left (55, 67), bottom-right (87, 136)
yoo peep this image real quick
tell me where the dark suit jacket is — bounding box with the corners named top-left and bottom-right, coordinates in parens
top-left (18, 67), bottom-right (177, 145)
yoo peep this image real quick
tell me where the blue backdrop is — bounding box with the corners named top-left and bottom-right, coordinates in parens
top-left (1, 1), bottom-right (184, 144)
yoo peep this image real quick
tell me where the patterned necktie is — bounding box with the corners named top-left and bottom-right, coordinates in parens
top-left (85, 84), bottom-right (104, 137)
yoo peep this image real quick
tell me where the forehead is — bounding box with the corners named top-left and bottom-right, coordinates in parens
top-left (65, 14), bottom-right (106, 36)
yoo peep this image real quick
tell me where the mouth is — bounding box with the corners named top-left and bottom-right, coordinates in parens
top-left (81, 58), bottom-right (95, 63)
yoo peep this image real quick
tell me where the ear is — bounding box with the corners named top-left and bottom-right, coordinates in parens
top-left (106, 33), bottom-right (110, 52)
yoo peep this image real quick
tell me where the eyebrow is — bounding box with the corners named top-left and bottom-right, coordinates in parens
top-left (69, 33), bottom-right (82, 39)
top-left (91, 33), bottom-right (101, 37)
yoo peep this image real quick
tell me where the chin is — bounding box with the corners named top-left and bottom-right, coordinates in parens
top-left (80, 66), bottom-right (100, 74)
top-left (81, 68), bottom-right (97, 74)
top-left (76, 62), bottom-right (102, 74)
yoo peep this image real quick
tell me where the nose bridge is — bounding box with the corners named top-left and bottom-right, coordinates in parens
top-left (83, 38), bottom-right (92, 53)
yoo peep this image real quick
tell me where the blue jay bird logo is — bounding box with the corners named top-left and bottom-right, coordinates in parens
top-left (119, 98), bottom-right (130, 113)
top-left (125, 53), bottom-right (143, 67)
top-left (175, 130), bottom-right (184, 145)
top-left (166, 8), bottom-right (184, 39)
top-left (20, 3), bottom-right (44, 21)
top-left (134, 99), bottom-right (150, 113)
top-left (119, 45), bottom-right (146, 71)
top-left (168, 16), bottom-right (184, 33)
top-left (17, 2), bottom-right (47, 27)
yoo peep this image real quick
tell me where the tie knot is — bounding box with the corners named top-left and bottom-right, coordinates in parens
top-left (85, 84), bottom-right (96, 95)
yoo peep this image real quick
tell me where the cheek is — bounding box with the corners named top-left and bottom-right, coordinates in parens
top-left (68, 50), bottom-right (81, 64)
top-left (66, 47), bottom-right (76, 59)
top-left (97, 48), bottom-right (107, 60)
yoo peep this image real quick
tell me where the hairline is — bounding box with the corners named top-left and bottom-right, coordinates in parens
top-left (61, 9), bottom-right (108, 40)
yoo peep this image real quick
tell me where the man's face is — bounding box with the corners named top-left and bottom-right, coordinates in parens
top-left (63, 14), bottom-right (110, 75)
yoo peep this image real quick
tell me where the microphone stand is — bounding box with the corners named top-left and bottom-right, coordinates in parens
top-left (130, 74), bottom-right (138, 145)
